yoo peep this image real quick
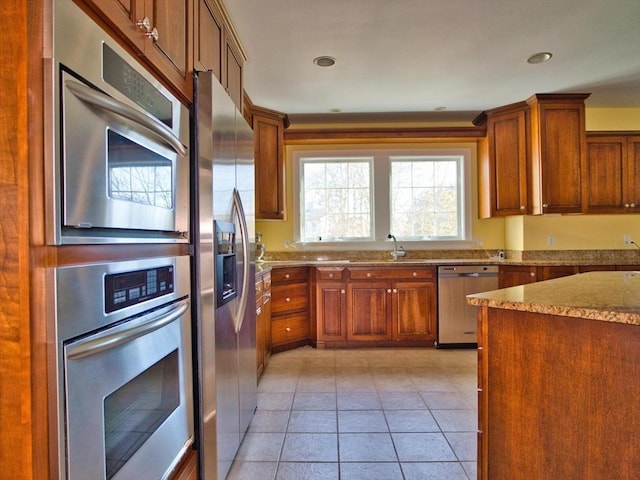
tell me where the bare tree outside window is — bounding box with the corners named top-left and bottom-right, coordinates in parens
top-left (301, 158), bottom-right (372, 241)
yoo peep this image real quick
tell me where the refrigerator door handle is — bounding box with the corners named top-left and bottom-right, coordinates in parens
top-left (232, 188), bottom-right (250, 334)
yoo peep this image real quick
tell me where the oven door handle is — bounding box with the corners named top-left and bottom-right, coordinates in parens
top-left (232, 188), bottom-right (250, 334)
top-left (65, 79), bottom-right (187, 156)
top-left (66, 300), bottom-right (190, 360)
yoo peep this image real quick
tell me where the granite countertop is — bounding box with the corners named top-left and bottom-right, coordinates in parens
top-left (467, 271), bottom-right (640, 326)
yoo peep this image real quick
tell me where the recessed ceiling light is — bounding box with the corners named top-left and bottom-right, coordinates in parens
top-left (313, 56), bottom-right (336, 67)
top-left (329, 108), bottom-right (342, 113)
top-left (527, 52), bottom-right (553, 64)
top-left (434, 106), bottom-right (447, 111)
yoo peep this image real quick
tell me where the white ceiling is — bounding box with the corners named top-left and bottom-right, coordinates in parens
top-left (223, 0), bottom-right (640, 124)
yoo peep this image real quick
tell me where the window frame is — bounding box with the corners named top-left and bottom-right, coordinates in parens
top-left (292, 147), bottom-right (473, 251)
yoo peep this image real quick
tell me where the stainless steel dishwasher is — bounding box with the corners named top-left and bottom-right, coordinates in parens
top-left (437, 265), bottom-right (499, 347)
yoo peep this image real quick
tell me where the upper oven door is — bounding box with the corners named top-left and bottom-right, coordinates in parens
top-left (61, 69), bottom-right (187, 236)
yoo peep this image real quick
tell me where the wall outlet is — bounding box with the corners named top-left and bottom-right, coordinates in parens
top-left (624, 235), bottom-right (632, 245)
top-left (547, 235), bottom-right (555, 247)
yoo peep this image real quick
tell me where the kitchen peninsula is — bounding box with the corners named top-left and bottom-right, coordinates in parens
top-left (467, 271), bottom-right (640, 480)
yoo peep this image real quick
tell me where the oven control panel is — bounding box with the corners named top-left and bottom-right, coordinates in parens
top-left (105, 265), bottom-right (175, 313)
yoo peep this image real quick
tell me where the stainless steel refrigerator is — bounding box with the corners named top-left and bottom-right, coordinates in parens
top-left (192, 71), bottom-right (257, 480)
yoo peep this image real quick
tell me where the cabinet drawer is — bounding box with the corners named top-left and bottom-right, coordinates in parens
top-left (271, 283), bottom-right (309, 314)
top-left (316, 267), bottom-right (346, 281)
top-left (272, 314), bottom-right (309, 345)
top-left (349, 267), bottom-right (435, 281)
top-left (272, 267), bottom-right (308, 283)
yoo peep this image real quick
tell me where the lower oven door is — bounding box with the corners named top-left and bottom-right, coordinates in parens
top-left (63, 300), bottom-right (193, 480)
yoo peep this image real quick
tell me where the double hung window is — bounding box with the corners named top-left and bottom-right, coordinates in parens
top-left (295, 148), bottom-right (470, 245)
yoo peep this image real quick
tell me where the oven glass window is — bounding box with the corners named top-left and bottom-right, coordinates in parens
top-left (104, 350), bottom-right (180, 479)
top-left (107, 130), bottom-right (173, 208)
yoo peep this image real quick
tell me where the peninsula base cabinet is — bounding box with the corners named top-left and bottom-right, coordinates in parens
top-left (477, 306), bottom-right (640, 479)
top-left (316, 267), bottom-right (436, 347)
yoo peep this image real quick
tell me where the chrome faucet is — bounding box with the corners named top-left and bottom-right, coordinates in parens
top-left (387, 233), bottom-right (406, 260)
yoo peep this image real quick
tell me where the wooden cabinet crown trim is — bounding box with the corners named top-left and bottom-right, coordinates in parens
top-left (283, 126), bottom-right (486, 143)
top-left (210, 0), bottom-right (247, 62)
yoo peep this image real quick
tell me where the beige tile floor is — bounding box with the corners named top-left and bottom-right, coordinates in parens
top-left (227, 346), bottom-right (477, 480)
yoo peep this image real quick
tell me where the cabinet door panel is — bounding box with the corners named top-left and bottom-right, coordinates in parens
top-left (194, 0), bottom-right (223, 79)
top-left (393, 282), bottom-right (436, 341)
top-left (317, 285), bottom-right (346, 341)
top-left (492, 111), bottom-right (528, 214)
top-left (585, 139), bottom-right (625, 212)
top-left (628, 137), bottom-right (640, 208)
top-left (254, 115), bottom-right (285, 219)
top-left (347, 283), bottom-right (391, 341)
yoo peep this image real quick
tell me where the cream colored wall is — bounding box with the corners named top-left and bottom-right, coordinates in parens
top-left (256, 107), bottom-right (640, 253)
top-left (586, 108), bottom-right (640, 130)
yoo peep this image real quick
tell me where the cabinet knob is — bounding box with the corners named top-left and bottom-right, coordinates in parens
top-left (285, 327), bottom-right (291, 332)
top-left (136, 16), bottom-right (151, 32)
top-left (625, 203), bottom-right (630, 208)
top-left (542, 203), bottom-right (548, 208)
top-left (530, 272), bottom-right (536, 277)
top-left (393, 288), bottom-right (398, 293)
top-left (631, 203), bottom-right (636, 208)
top-left (520, 205), bottom-right (526, 210)
top-left (412, 272), bottom-right (417, 277)
top-left (387, 289), bottom-right (392, 293)
top-left (341, 289), bottom-right (345, 294)
top-left (285, 273), bottom-right (290, 279)
top-left (329, 273), bottom-right (334, 278)
top-left (366, 272), bottom-right (372, 278)
top-left (146, 27), bottom-right (159, 41)
top-left (285, 297), bottom-right (290, 302)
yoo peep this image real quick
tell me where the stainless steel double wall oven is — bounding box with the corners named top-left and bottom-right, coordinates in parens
top-left (46, 2), bottom-right (194, 479)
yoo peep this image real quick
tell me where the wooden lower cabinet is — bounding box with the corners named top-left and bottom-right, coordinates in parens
top-left (347, 282), bottom-right (392, 341)
top-left (270, 267), bottom-right (311, 352)
top-left (316, 266), bottom-right (436, 347)
top-left (498, 265), bottom-right (538, 287)
top-left (392, 281), bottom-right (436, 341)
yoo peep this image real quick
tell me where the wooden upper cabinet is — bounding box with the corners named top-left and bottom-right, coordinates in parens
top-left (526, 93), bottom-right (590, 214)
top-left (475, 102), bottom-right (530, 217)
top-left (194, 0), bottom-right (223, 81)
top-left (82, 0), bottom-right (193, 101)
top-left (584, 133), bottom-right (640, 213)
top-left (250, 106), bottom-right (289, 220)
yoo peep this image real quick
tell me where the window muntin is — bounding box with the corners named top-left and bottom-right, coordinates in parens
top-left (390, 156), bottom-right (464, 240)
top-left (300, 158), bottom-right (372, 241)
